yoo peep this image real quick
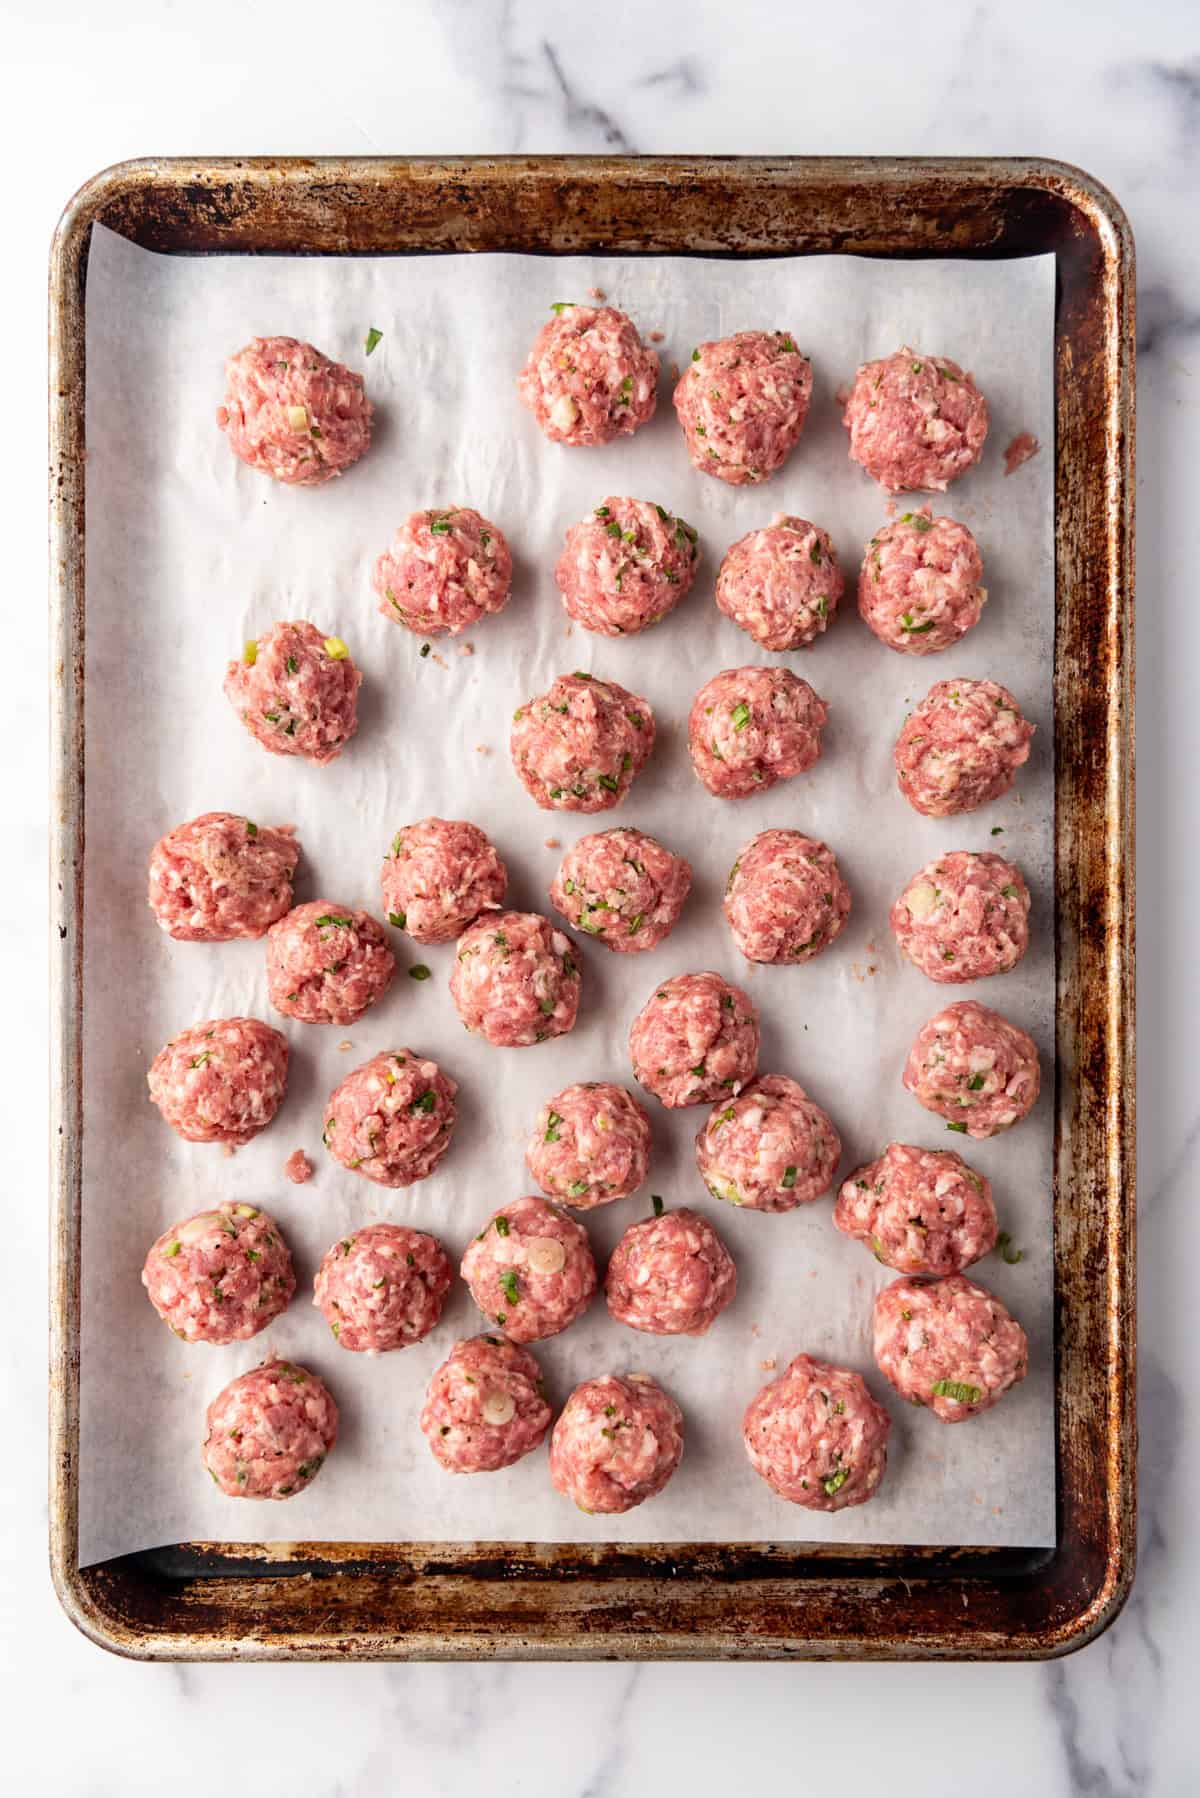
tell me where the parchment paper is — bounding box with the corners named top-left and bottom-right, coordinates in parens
top-left (79, 223), bottom-right (1056, 1565)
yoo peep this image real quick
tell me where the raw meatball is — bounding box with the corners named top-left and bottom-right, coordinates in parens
top-left (518, 302), bottom-right (659, 446)
top-left (629, 970), bottom-right (760, 1109)
top-left (903, 999), bottom-right (1041, 1138)
top-left (450, 911), bottom-right (581, 1047)
top-left (895, 677), bottom-right (1035, 817)
top-left (715, 516), bottom-right (843, 651)
top-left (381, 817), bottom-right (507, 945)
top-left (322, 1048), bottom-right (457, 1186)
top-left (696, 1073), bottom-right (840, 1211)
top-left (688, 666), bottom-right (828, 799)
top-left (606, 1205), bottom-right (737, 1336)
top-left (859, 511), bottom-right (985, 653)
top-left (833, 1142), bottom-right (997, 1275)
top-left (202, 1359), bottom-right (338, 1500)
top-left (373, 507), bottom-right (512, 637)
top-left (217, 336), bottom-right (372, 486)
top-left (549, 827), bottom-right (691, 953)
top-left (224, 620), bottom-right (361, 766)
top-left (147, 812), bottom-right (299, 942)
top-left (313, 1223), bottom-right (451, 1354)
top-left (511, 672), bottom-right (655, 813)
top-left (723, 829), bottom-right (851, 965)
top-left (266, 900), bottom-right (396, 1025)
top-left (674, 330), bottom-right (812, 485)
top-left (743, 1354), bottom-right (891, 1511)
top-left (421, 1335), bottom-right (552, 1474)
top-left (843, 347), bottom-right (988, 493)
top-left (890, 851), bottom-right (1031, 983)
top-left (460, 1195), bottom-right (597, 1342)
top-left (874, 1273), bottom-right (1029, 1421)
top-left (526, 1082), bottom-right (652, 1207)
top-left (142, 1203), bottom-right (295, 1344)
top-left (549, 1373), bottom-right (683, 1514)
top-left (554, 498), bottom-right (699, 637)
top-left (148, 1016), bottom-right (288, 1146)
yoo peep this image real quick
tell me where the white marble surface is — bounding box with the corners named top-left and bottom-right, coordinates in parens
top-left (2, 0), bottom-right (1194, 1790)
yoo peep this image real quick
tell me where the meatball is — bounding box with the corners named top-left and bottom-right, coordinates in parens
top-left (450, 910), bottom-right (581, 1048)
top-left (723, 829), bottom-right (851, 965)
top-left (142, 1203), bottom-right (295, 1344)
top-left (743, 1353), bottom-right (891, 1511)
top-left (511, 671), bottom-right (655, 813)
top-left (381, 817), bottom-right (507, 945)
top-left (842, 347), bottom-right (988, 493)
top-left (549, 827), bottom-right (692, 954)
top-left (526, 1082), bottom-right (652, 1208)
top-left (460, 1195), bottom-right (597, 1343)
top-left (629, 970), bottom-right (760, 1109)
top-left (147, 1016), bottom-right (288, 1146)
top-left (903, 999), bottom-right (1041, 1139)
top-left (202, 1359), bottom-right (338, 1500)
top-left (874, 1273), bottom-right (1029, 1421)
top-left (688, 666), bottom-right (828, 799)
top-left (890, 851), bottom-right (1031, 983)
top-left (322, 1048), bottom-right (457, 1186)
top-left (421, 1335), bottom-right (552, 1474)
top-left (895, 677), bottom-right (1035, 818)
top-left (216, 336), bottom-right (371, 486)
top-left (554, 497), bottom-right (699, 637)
top-left (224, 620), bottom-right (361, 766)
top-left (373, 506), bottom-right (512, 637)
top-left (313, 1223), bottom-right (451, 1354)
top-left (859, 511), bottom-right (985, 653)
top-left (549, 1373), bottom-right (683, 1514)
top-left (606, 1205), bottom-right (737, 1336)
top-left (696, 1073), bottom-right (840, 1212)
top-left (518, 302), bottom-right (658, 446)
top-left (715, 516), bottom-right (843, 651)
top-left (266, 901), bottom-right (396, 1025)
top-left (674, 329), bottom-right (812, 485)
top-left (147, 812), bottom-right (299, 942)
top-left (833, 1142), bottom-right (997, 1275)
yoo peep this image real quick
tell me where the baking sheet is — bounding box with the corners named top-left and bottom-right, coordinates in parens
top-left (78, 223), bottom-right (1056, 1566)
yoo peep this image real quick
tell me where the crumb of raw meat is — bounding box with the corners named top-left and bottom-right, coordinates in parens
top-left (884, 498), bottom-right (897, 518)
top-left (458, 642), bottom-right (475, 657)
top-left (475, 743), bottom-right (491, 756)
top-left (338, 1038), bottom-right (353, 1052)
top-left (649, 329), bottom-right (665, 343)
top-left (284, 1149), bottom-right (313, 1185)
top-left (430, 650), bottom-right (449, 670)
top-left (1003, 432), bottom-right (1040, 475)
top-left (544, 837), bottom-right (561, 849)
top-left (669, 362), bottom-right (680, 381)
top-left (750, 1323), bottom-right (761, 1337)
top-left (222, 1142), bottom-right (236, 1158)
top-left (834, 383), bottom-right (852, 408)
top-left (760, 1357), bottom-right (777, 1372)
top-left (589, 285), bottom-right (606, 302)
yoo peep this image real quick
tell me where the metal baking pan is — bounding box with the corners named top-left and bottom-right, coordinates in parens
top-left (49, 154), bottom-right (1135, 1660)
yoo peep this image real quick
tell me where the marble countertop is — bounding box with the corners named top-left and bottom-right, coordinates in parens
top-left (4, 0), bottom-right (1194, 1791)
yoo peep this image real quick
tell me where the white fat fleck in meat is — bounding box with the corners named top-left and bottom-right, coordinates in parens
top-left (874, 1273), bottom-right (1028, 1420)
top-left (217, 335), bottom-right (372, 486)
top-left (372, 507), bottom-right (512, 638)
top-left (842, 347), bottom-right (988, 494)
top-left (460, 1195), bottom-right (596, 1343)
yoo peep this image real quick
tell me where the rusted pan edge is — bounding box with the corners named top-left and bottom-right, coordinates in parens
top-left (48, 155), bottom-right (1135, 1661)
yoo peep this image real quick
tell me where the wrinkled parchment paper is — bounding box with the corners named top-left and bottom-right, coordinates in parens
top-left (79, 224), bottom-right (1056, 1564)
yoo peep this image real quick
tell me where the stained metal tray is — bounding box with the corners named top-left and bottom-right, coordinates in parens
top-left (49, 155), bottom-right (1135, 1660)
